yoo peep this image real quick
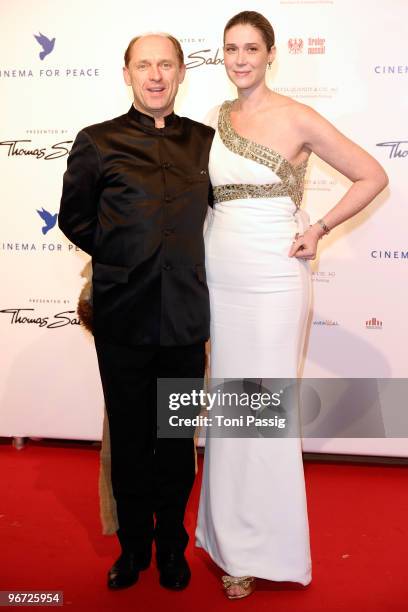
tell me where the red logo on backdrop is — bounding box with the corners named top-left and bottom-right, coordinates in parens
top-left (288, 38), bottom-right (326, 55)
top-left (288, 39), bottom-right (304, 54)
top-left (366, 317), bottom-right (383, 330)
top-left (308, 38), bottom-right (326, 54)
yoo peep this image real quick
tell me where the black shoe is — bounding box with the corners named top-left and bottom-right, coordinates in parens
top-left (157, 551), bottom-right (191, 590)
top-left (107, 551), bottom-right (151, 590)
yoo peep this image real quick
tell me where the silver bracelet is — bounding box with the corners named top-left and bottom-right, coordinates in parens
top-left (317, 218), bottom-right (330, 235)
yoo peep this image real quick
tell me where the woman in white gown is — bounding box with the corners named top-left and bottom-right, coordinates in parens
top-left (195, 11), bottom-right (388, 599)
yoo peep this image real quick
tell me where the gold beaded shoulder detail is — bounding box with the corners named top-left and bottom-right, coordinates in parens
top-left (214, 100), bottom-right (308, 209)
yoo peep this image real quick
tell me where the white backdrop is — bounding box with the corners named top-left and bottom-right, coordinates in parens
top-left (1, 0), bottom-right (407, 456)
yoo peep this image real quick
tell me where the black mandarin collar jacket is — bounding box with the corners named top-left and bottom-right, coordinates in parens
top-left (59, 105), bottom-right (214, 346)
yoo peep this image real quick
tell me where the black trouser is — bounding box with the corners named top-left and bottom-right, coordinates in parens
top-left (94, 338), bottom-right (205, 558)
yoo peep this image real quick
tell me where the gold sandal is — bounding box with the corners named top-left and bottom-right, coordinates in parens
top-left (221, 575), bottom-right (256, 600)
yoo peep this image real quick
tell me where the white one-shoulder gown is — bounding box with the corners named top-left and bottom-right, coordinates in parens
top-left (195, 102), bottom-right (312, 585)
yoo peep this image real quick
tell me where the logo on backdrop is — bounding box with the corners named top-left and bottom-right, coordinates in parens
top-left (313, 319), bottom-right (339, 326)
top-left (371, 250), bottom-right (408, 260)
top-left (287, 38), bottom-right (326, 55)
top-left (312, 270), bottom-right (336, 283)
top-left (273, 85), bottom-right (338, 100)
top-left (185, 49), bottom-right (224, 69)
top-left (37, 208), bottom-right (58, 235)
top-left (2, 203), bottom-right (81, 255)
top-left (2, 241), bottom-right (80, 254)
top-left (308, 38), bottom-right (326, 54)
top-left (34, 32), bottom-right (55, 60)
top-left (0, 139), bottom-right (72, 160)
top-left (376, 140), bottom-right (408, 160)
top-left (374, 65), bottom-right (408, 75)
top-left (0, 308), bottom-right (81, 328)
top-left (179, 37), bottom-right (224, 69)
top-left (288, 39), bottom-right (304, 54)
top-left (305, 178), bottom-right (337, 191)
top-left (366, 317), bottom-right (382, 330)
top-left (0, 33), bottom-right (100, 79)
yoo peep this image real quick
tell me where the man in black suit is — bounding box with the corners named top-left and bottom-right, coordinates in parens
top-left (59, 33), bottom-right (214, 591)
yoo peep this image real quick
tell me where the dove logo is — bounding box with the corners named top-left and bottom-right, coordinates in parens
top-left (34, 33), bottom-right (55, 60)
top-left (37, 208), bottom-right (58, 235)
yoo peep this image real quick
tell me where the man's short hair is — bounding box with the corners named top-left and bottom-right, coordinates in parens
top-left (124, 33), bottom-right (184, 67)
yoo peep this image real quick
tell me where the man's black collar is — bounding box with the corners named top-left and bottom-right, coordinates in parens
top-left (128, 104), bottom-right (177, 129)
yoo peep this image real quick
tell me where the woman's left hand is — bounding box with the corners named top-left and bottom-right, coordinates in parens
top-left (288, 225), bottom-right (323, 259)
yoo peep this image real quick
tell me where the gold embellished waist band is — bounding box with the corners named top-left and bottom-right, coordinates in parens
top-left (213, 183), bottom-right (300, 207)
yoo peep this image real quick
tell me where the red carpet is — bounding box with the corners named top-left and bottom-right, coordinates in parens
top-left (1, 440), bottom-right (407, 611)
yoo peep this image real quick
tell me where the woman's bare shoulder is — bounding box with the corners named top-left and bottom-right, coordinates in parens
top-left (269, 92), bottom-right (317, 118)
